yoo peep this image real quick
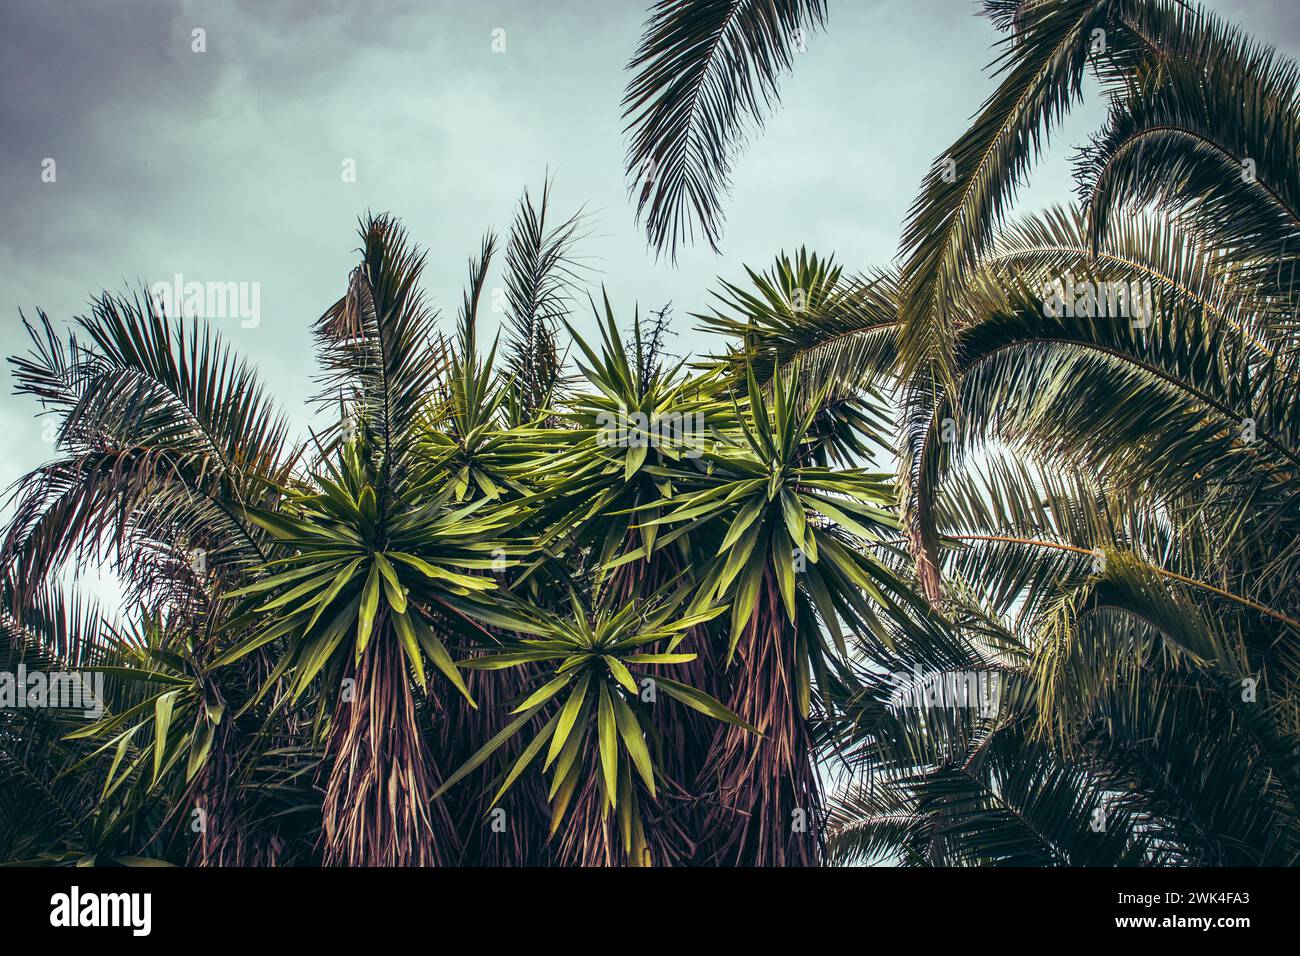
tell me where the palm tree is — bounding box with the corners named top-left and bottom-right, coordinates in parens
top-left (644, 0), bottom-right (1300, 863)
top-left (4, 0), bottom-right (1297, 868)
top-left (0, 171), bottom-right (911, 865)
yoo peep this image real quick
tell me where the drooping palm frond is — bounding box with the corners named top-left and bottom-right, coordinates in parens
top-left (824, 611), bottom-right (1127, 868)
top-left (0, 585), bottom-right (173, 865)
top-left (895, 235), bottom-right (1300, 605)
top-left (896, 0), bottom-right (1123, 386)
top-left (981, 204), bottom-right (1285, 355)
top-left (622, 0), bottom-right (827, 258)
top-left (981, 0), bottom-right (1031, 36)
top-left (1077, 16), bottom-right (1300, 314)
top-left (827, 543), bottom-right (1300, 867)
top-left (831, 722), bottom-right (1152, 867)
top-left (4, 296), bottom-right (291, 610)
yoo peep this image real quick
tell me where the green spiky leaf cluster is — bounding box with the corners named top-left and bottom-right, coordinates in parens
top-left (4, 0), bottom-right (1299, 869)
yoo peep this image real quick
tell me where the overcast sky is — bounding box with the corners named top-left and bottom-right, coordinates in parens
top-left (1, 0), bottom-right (1295, 609)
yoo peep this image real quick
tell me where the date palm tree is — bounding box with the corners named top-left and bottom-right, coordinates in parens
top-left (4, 0), bottom-right (1297, 868)
top-left (645, 0), bottom-right (1300, 863)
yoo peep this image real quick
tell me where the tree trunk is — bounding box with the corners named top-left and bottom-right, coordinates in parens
top-left (320, 629), bottom-right (455, 865)
top-left (700, 568), bottom-right (822, 865)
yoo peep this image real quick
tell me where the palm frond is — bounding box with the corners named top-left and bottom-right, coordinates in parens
top-left (622, 0), bottom-right (827, 258)
top-left (501, 181), bottom-right (585, 421)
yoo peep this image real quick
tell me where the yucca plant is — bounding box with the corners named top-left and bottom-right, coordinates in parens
top-left (435, 586), bottom-right (751, 866)
top-left (627, 363), bottom-right (943, 864)
top-left (625, 0), bottom-right (1300, 866)
top-left (217, 433), bottom-right (529, 865)
top-left (4, 0), bottom-right (1297, 869)
top-left (523, 302), bottom-right (741, 866)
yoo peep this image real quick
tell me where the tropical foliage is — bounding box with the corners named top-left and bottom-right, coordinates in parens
top-left (1, 0), bottom-right (1296, 866)
top-left (631, 0), bottom-right (1300, 864)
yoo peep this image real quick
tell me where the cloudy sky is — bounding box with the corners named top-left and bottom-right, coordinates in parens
top-left (1, 0), bottom-right (1296, 607)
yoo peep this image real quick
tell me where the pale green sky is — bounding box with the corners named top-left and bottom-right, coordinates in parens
top-left (1, 0), bottom-right (1295, 610)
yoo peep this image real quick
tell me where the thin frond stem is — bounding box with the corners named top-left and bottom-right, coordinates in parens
top-left (1087, 125), bottom-right (1300, 232)
top-left (981, 243), bottom-right (1275, 359)
top-left (954, 534), bottom-right (1300, 630)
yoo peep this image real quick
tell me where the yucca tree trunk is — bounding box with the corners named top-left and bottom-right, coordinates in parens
top-left (440, 662), bottom-right (557, 866)
top-left (608, 549), bottom-right (728, 865)
top-left (552, 768), bottom-right (626, 867)
top-left (702, 568), bottom-right (822, 866)
top-left (551, 756), bottom-right (675, 867)
top-left (184, 722), bottom-right (282, 867)
top-left (321, 628), bottom-right (455, 866)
